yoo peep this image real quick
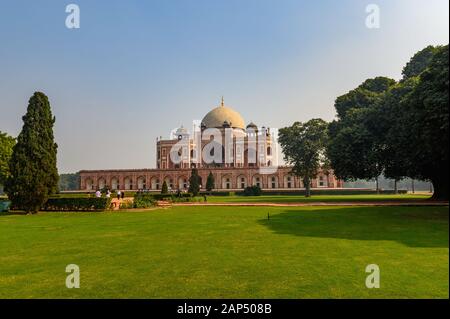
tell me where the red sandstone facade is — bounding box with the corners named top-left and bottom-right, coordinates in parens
top-left (79, 166), bottom-right (343, 191)
top-left (78, 100), bottom-right (343, 191)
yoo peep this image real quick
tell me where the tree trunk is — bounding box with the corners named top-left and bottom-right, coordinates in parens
top-left (431, 176), bottom-right (449, 201)
top-left (394, 179), bottom-right (398, 194)
top-left (304, 177), bottom-right (311, 197)
top-left (376, 177), bottom-right (380, 194)
top-left (411, 179), bottom-right (415, 194)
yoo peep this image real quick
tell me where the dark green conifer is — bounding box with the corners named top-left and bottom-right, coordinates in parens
top-left (6, 92), bottom-right (58, 213)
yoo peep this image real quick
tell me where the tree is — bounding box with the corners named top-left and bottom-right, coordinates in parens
top-left (401, 45), bottom-right (449, 199)
top-left (161, 181), bottom-right (168, 194)
top-left (58, 173), bottom-right (80, 191)
top-left (327, 77), bottom-right (395, 189)
top-left (5, 92), bottom-right (58, 213)
top-left (334, 77), bottom-right (396, 118)
top-left (328, 45), bottom-right (449, 200)
top-left (206, 171), bottom-right (215, 192)
top-left (371, 45), bottom-right (448, 199)
top-left (402, 45), bottom-right (438, 79)
top-left (0, 131), bottom-right (15, 187)
top-left (328, 109), bottom-right (383, 184)
top-left (279, 119), bottom-right (328, 197)
top-left (370, 78), bottom-right (419, 182)
top-left (189, 169), bottom-right (201, 195)
top-left (188, 168), bottom-right (201, 196)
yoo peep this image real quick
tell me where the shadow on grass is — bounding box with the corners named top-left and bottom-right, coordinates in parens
top-left (259, 206), bottom-right (449, 248)
top-left (0, 211), bottom-right (29, 216)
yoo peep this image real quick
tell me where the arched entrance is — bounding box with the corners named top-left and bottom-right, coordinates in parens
top-left (151, 177), bottom-right (160, 190)
top-left (137, 176), bottom-right (146, 189)
top-left (269, 175), bottom-right (278, 189)
top-left (98, 177), bottom-right (106, 190)
top-left (85, 178), bottom-right (94, 190)
top-left (124, 177), bottom-right (133, 190)
top-left (164, 177), bottom-right (174, 190)
top-left (178, 176), bottom-right (188, 190)
top-left (252, 175), bottom-right (262, 188)
top-left (284, 174), bottom-right (293, 188)
top-left (236, 175), bottom-right (247, 189)
top-left (111, 177), bottom-right (119, 190)
top-left (221, 175), bottom-right (232, 189)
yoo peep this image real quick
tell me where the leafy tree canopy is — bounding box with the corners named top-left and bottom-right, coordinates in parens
top-left (279, 119), bottom-right (328, 197)
top-left (0, 131), bottom-right (15, 186)
top-left (334, 77), bottom-right (396, 119)
top-left (328, 44), bottom-right (449, 200)
top-left (328, 77), bottom-right (395, 183)
top-left (402, 45), bottom-right (438, 80)
top-left (402, 45), bottom-right (449, 199)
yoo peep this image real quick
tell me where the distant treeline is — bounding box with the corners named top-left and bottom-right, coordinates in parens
top-left (344, 176), bottom-right (432, 192)
top-left (58, 173), bottom-right (80, 191)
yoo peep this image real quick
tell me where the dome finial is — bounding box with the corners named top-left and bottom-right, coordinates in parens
top-left (221, 96), bottom-right (224, 107)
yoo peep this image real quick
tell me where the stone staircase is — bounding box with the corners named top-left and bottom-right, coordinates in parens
top-left (156, 200), bottom-right (172, 207)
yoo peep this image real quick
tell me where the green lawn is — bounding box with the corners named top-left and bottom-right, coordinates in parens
top-left (0, 205), bottom-right (448, 298)
top-left (206, 194), bottom-right (432, 203)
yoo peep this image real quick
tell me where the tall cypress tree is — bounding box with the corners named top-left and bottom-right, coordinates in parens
top-left (206, 171), bottom-right (215, 192)
top-left (188, 168), bottom-right (200, 196)
top-left (5, 92), bottom-right (58, 213)
top-left (161, 181), bottom-right (168, 194)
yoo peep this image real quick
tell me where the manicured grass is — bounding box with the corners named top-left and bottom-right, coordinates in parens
top-left (0, 205), bottom-right (447, 298)
top-left (206, 194), bottom-right (432, 203)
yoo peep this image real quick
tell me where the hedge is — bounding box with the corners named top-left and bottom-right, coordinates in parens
top-left (237, 189), bottom-right (408, 196)
top-left (42, 197), bottom-right (112, 211)
top-left (133, 193), bottom-right (156, 208)
top-left (199, 191), bottom-right (234, 196)
top-left (171, 196), bottom-right (205, 203)
top-left (152, 193), bottom-right (193, 201)
top-left (241, 186), bottom-right (262, 196)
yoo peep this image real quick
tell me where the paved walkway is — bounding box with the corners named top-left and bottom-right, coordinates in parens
top-left (169, 201), bottom-right (449, 207)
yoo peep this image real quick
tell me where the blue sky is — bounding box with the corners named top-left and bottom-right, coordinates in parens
top-left (0, 0), bottom-right (448, 173)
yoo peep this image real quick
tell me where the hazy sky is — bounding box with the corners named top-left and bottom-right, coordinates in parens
top-left (0, 0), bottom-right (448, 173)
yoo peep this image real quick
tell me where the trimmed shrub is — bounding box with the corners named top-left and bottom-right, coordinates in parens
top-left (119, 200), bottom-right (134, 209)
top-left (152, 194), bottom-right (174, 201)
top-left (42, 197), bottom-right (112, 211)
top-left (151, 193), bottom-right (193, 201)
top-left (177, 193), bottom-right (193, 198)
top-left (171, 196), bottom-right (204, 203)
top-left (133, 193), bottom-right (156, 208)
top-left (161, 181), bottom-right (168, 194)
top-left (242, 185), bottom-right (262, 196)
